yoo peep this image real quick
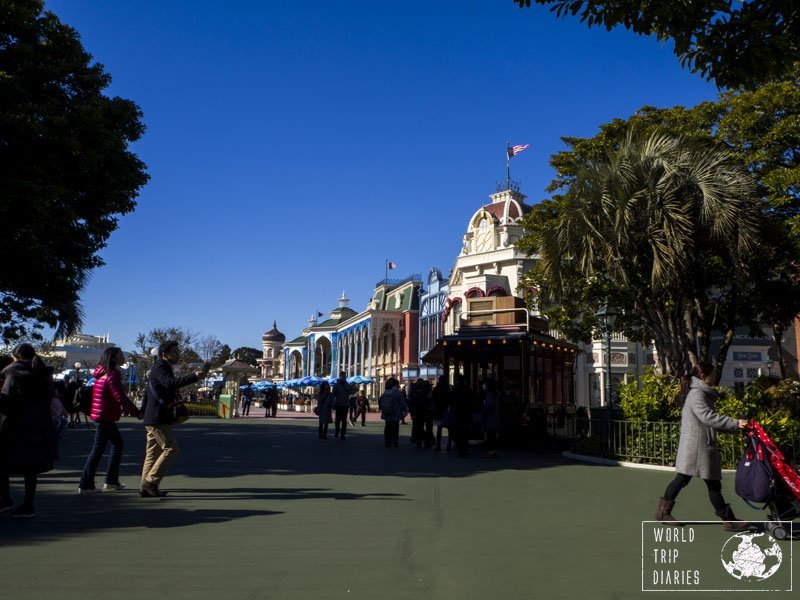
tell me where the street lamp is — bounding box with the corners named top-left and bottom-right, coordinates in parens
top-left (765, 359), bottom-right (774, 378)
top-left (74, 361), bottom-right (83, 383)
top-left (594, 301), bottom-right (619, 422)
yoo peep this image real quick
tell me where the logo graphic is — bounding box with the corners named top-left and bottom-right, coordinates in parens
top-left (721, 532), bottom-right (783, 582)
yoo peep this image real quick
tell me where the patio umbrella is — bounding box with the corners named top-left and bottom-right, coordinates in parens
top-left (300, 376), bottom-right (322, 387)
top-left (347, 375), bottom-right (375, 384)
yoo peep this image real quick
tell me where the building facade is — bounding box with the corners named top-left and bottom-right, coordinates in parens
top-left (275, 278), bottom-right (423, 395)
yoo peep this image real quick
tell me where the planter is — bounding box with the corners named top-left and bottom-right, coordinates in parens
top-left (295, 405), bottom-right (304, 412)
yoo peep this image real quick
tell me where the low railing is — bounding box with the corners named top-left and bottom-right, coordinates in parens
top-left (583, 419), bottom-right (800, 469)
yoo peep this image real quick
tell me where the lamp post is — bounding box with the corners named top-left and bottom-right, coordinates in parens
top-left (74, 361), bottom-right (83, 384)
top-left (765, 359), bottom-right (774, 378)
top-left (594, 301), bottom-right (619, 423)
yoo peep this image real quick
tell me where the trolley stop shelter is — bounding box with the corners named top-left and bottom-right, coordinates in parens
top-left (423, 298), bottom-right (580, 443)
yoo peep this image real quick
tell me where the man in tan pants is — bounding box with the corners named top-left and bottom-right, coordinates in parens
top-left (140, 341), bottom-right (205, 497)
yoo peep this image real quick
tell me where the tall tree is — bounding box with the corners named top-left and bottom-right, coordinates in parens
top-left (134, 327), bottom-right (201, 376)
top-left (0, 0), bottom-right (148, 343)
top-left (522, 129), bottom-right (759, 377)
top-left (522, 79), bottom-right (800, 380)
top-left (232, 346), bottom-right (262, 367)
top-left (513, 1), bottom-right (799, 89)
top-left (196, 334), bottom-right (223, 363)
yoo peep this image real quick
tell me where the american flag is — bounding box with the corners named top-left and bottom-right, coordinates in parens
top-left (507, 143), bottom-right (529, 159)
top-left (387, 261), bottom-right (398, 269)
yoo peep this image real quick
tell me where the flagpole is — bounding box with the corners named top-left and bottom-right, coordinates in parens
top-left (385, 259), bottom-right (388, 285)
top-left (506, 141), bottom-right (511, 191)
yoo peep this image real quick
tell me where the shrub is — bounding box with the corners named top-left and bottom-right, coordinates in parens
top-left (184, 403), bottom-right (217, 417)
top-left (619, 369), bottom-right (681, 422)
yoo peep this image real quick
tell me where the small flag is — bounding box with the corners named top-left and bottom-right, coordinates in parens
top-left (388, 261), bottom-right (398, 270)
top-left (317, 312), bottom-right (324, 317)
top-left (507, 143), bottom-right (529, 159)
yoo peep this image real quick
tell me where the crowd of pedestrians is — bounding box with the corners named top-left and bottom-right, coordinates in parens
top-left (1, 339), bottom-right (504, 519)
top-left (0, 339), bottom-right (206, 517)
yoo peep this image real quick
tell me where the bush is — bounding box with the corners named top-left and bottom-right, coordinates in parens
top-left (184, 403), bottom-right (217, 417)
top-left (572, 434), bottom-right (611, 457)
top-left (619, 369), bottom-right (681, 422)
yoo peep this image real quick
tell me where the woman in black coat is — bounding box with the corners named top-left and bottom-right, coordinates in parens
top-left (0, 343), bottom-right (57, 518)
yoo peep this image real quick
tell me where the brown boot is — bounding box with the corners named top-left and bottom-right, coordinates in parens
top-left (655, 497), bottom-right (680, 524)
top-left (715, 504), bottom-right (750, 532)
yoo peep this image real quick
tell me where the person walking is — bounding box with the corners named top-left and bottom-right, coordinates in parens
top-left (0, 344), bottom-right (57, 518)
top-left (482, 379), bottom-right (501, 458)
top-left (241, 383), bottom-right (253, 417)
top-left (140, 341), bottom-right (205, 498)
top-left (316, 381), bottom-right (333, 439)
top-left (654, 361), bottom-right (749, 531)
top-left (78, 347), bottom-right (142, 494)
top-left (379, 377), bottom-right (408, 448)
top-left (431, 375), bottom-right (451, 452)
top-left (450, 375), bottom-right (473, 458)
top-left (332, 371), bottom-right (356, 440)
top-left (410, 378), bottom-right (433, 448)
top-left (354, 390), bottom-right (369, 426)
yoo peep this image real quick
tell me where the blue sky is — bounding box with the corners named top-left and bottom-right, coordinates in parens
top-left (44, 0), bottom-right (718, 352)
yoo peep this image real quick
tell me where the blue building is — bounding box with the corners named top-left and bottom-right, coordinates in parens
top-left (419, 267), bottom-right (448, 380)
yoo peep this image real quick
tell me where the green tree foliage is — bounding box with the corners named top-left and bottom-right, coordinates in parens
top-left (513, 0), bottom-right (799, 89)
top-left (0, 0), bottom-right (148, 343)
top-left (522, 129), bottom-right (759, 376)
top-left (619, 369), bottom-right (681, 422)
top-left (520, 77), bottom-right (800, 379)
top-left (716, 378), bottom-right (800, 447)
top-left (232, 346), bottom-right (261, 367)
top-left (132, 327), bottom-right (202, 382)
top-left (212, 344), bottom-right (231, 368)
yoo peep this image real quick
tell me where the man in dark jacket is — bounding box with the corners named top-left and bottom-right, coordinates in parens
top-left (140, 340), bottom-right (205, 498)
top-left (0, 343), bottom-right (56, 518)
top-left (332, 371), bottom-right (356, 440)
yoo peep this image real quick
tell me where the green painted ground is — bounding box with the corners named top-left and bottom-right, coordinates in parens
top-left (0, 418), bottom-right (794, 599)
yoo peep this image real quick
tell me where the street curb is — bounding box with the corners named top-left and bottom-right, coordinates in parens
top-left (562, 451), bottom-right (737, 473)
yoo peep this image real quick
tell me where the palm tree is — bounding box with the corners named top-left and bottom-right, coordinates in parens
top-left (538, 129), bottom-right (759, 376)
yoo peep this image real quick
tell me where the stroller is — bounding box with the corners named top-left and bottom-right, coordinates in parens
top-left (736, 421), bottom-right (800, 540)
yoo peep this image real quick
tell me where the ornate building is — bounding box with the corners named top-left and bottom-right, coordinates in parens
top-left (419, 267), bottom-right (448, 380)
top-left (276, 278), bottom-right (423, 395)
top-left (257, 321), bottom-right (285, 381)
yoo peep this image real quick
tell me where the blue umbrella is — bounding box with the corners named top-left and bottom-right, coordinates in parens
top-left (300, 376), bottom-right (322, 387)
top-left (347, 375), bottom-right (375, 384)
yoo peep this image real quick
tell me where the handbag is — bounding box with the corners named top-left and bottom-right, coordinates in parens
top-left (168, 402), bottom-right (190, 426)
top-left (149, 381), bottom-right (190, 426)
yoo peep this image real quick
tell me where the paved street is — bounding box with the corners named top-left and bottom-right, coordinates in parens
top-left (0, 417), bottom-right (793, 600)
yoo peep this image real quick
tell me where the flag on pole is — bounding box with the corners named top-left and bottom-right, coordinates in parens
top-left (507, 143), bottom-right (529, 159)
top-left (388, 261), bottom-right (398, 270)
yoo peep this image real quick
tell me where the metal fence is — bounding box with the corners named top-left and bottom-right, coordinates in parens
top-left (584, 419), bottom-right (800, 469)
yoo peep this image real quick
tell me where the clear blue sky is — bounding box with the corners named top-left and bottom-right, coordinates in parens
top-left (44, 0), bottom-right (718, 353)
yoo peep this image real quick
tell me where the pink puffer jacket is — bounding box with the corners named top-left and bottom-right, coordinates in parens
top-left (90, 365), bottom-right (138, 422)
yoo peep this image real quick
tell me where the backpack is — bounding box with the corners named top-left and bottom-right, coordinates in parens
top-left (735, 436), bottom-right (775, 504)
top-left (73, 384), bottom-right (93, 414)
top-left (379, 392), bottom-right (395, 419)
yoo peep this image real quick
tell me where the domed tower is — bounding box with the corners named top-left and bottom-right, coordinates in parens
top-left (444, 187), bottom-right (539, 335)
top-left (259, 321), bottom-right (286, 380)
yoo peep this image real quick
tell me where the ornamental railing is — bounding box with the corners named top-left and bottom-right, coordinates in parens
top-left (584, 419), bottom-right (800, 469)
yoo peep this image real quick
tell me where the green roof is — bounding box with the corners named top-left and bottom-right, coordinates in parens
top-left (286, 335), bottom-right (307, 345)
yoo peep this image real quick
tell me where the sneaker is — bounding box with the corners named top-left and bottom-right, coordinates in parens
top-left (78, 487), bottom-right (100, 495)
top-left (11, 506), bottom-right (35, 519)
top-left (103, 483), bottom-right (126, 491)
top-left (0, 503), bottom-right (14, 515)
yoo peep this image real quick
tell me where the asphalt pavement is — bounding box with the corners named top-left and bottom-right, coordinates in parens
top-left (0, 416), bottom-right (794, 599)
